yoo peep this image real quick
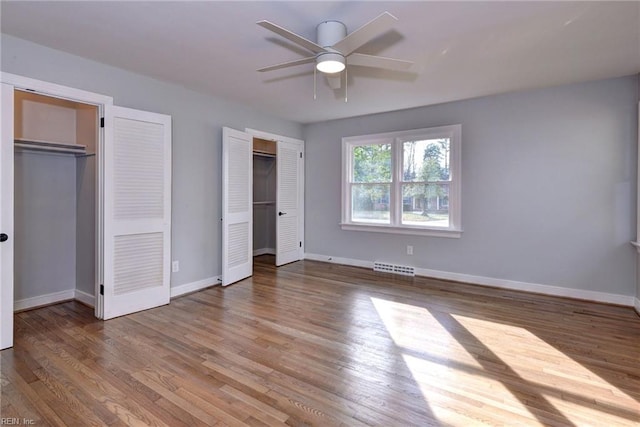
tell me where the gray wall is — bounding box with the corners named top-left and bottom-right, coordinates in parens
top-left (253, 155), bottom-right (276, 252)
top-left (14, 152), bottom-right (77, 299)
top-left (304, 76), bottom-right (639, 297)
top-left (1, 34), bottom-right (303, 288)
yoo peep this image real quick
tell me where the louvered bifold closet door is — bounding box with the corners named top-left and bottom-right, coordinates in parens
top-left (276, 140), bottom-right (303, 266)
top-left (222, 127), bottom-right (253, 286)
top-left (0, 83), bottom-right (15, 349)
top-left (103, 106), bottom-right (171, 319)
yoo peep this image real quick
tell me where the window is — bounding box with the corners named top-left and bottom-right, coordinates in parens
top-left (342, 125), bottom-right (461, 238)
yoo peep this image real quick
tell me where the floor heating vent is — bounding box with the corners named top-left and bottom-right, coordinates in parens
top-left (373, 262), bottom-right (416, 277)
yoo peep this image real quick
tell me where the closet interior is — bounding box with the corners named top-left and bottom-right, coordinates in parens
top-left (13, 90), bottom-right (98, 308)
top-left (253, 137), bottom-right (276, 262)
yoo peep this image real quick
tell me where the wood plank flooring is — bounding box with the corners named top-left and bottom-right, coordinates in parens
top-left (1, 256), bottom-right (639, 426)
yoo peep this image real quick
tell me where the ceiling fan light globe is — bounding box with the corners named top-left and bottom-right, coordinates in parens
top-left (316, 52), bottom-right (345, 73)
top-left (317, 60), bottom-right (345, 73)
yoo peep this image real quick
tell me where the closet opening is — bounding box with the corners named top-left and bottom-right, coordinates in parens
top-left (252, 137), bottom-right (276, 266)
top-left (13, 90), bottom-right (99, 311)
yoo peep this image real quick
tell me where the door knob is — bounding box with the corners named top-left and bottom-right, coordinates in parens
top-left (278, 211), bottom-right (286, 216)
top-left (0, 233), bottom-right (8, 242)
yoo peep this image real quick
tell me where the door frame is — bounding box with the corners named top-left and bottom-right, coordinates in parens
top-left (245, 128), bottom-right (305, 261)
top-left (0, 72), bottom-right (113, 347)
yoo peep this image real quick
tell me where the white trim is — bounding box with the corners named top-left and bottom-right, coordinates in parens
top-left (630, 241), bottom-right (640, 253)
top-left (14, 290), bottom-right (75, 312)
top-left (245, 128), bottom-right (304, 146)
top-left (634, 297), bottom-right (640, 315)
top-left (253, 247), bottom-right (276, 256)
top-left (340, 223), bottom-right (462, 238)
top-left (304, 253), bottom-right (374, 269)
top-left (1, 72), bottom-right (113, 106)
top-left (74, 290), bottom-right (95, 308)
top-left (171, 276), bottom-right (221, 298)
top-left (304, 252), bottom-right (635, 306)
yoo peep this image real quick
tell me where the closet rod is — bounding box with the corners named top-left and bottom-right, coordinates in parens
top-left (15, 138), bottom-right (88, 155)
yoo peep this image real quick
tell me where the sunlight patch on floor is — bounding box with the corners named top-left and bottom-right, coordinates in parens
top-left (402, 353), bottom-right (538, 425)
top-left (371, 297), bottom-right (536, 424)
top-left (451, 313), bottom-right (638, 408)
top-left (370, 296), bottom-right (640, 426)
top-left (370, 297), bottom-right (481, 368)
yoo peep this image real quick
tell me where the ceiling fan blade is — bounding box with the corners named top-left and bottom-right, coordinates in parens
top-left (257, 20), bottom-right (326, 54)
top-left (347, 53), bottom-right (413, 71)
top-left (326, 75), bottom-right (341, 90)
top-left (332, 12), bottom-right (397, 56)
top-left (257, 56), bottom-right (316, 72)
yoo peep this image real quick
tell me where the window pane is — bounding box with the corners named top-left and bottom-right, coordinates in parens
top-left (352, 144), bottom-right (392, 183)
top-left (352, 184), bottom-right (390, 224)
top-left (402, 183), bottom-right (449, 227)
top-left (403, 139), bottom-right (450, 182)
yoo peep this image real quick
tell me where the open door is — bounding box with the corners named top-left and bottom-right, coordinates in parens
top-left (276, 140), bottom-right (304, 266)
top-left (102, 106), bottom-right (171, 319)
top-left (222, 127), bottom-right (253, 286)
top-left (0, 83), bottom-right (14, 349)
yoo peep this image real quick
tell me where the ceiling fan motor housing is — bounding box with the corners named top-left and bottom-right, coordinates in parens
top-left (316, 20), bottom-right (346, 47)
top-left (316, 21), bottom-right (347, 72)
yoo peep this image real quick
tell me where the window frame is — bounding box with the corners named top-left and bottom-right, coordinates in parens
top-left (341, 125), bottom-right (462, 238)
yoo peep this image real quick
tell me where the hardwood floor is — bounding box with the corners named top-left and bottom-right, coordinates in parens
top-left (1, 256), bottom-right (639, 426)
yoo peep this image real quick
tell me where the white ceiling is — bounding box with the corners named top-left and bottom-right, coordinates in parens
top-left (2, 1), bottom-right (639, 124)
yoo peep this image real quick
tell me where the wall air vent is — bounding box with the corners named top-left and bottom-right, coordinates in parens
top-left (373, 262), bottom-right (415, 277)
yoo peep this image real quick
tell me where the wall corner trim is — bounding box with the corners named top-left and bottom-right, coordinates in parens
top-left (634, 297), bottom-right (640, 315)
top-left (171, 276), bottom-right (221, 298)
top-left (304, 253), bottom-right (635, 307)
top-left (74, 290), bottom-right (95, 308)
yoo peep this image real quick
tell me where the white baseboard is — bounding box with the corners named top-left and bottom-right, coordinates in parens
top-left (14, 289), bottom-right (75, 312)
top-left (304, 253), bottom-right (373, 269)
top-left (634, 297), bottom-right (640, 315)
top-left (74, 289), bottom-right (95, 308)
top-left (171, 276), bottom-right (221, 298)
top-left (304, 253), bottom-right (635, 307)
top-left (253, 248), bottom-right (276, 256)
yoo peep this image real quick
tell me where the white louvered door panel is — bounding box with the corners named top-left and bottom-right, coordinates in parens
top-left (0, 84), bottom-right (14, 349)
top-left (222, 127), bottom-right (252, 286)
top-left (276, 140), bottom-right (303, 266)
top-left (103, 106), bottom-right (171, 320)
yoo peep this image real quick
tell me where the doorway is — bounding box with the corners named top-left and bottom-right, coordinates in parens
top-left (221, 127), bottom-right (304, 286)
top-left (1, 73), bottom-right (172, 350)
top-left (13, 90), bottom-right (99, 311)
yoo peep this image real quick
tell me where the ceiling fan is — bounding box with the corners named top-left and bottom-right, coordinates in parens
top-left (256, 11), bottom-right (413, 92)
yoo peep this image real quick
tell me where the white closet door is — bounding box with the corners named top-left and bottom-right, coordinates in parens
top-left (0, 83), bottom-right (14, 349)
top-left (222, 127), bottom-right (253, 286)
top-left (276, 140), bottom-right (304, 266)
top-left (102, 106), bottom-right (171, 320)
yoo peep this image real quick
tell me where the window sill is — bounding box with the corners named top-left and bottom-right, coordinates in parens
top-left (340, 223), bottom-right (462, 238)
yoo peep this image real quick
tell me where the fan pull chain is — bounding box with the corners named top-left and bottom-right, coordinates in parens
top-left (344, 66), bottom-right (348, 103)
top-left (313, 66), bottom-right (317, 100)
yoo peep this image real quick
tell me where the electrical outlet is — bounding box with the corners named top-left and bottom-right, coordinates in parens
top-left (172, 261), bottom-right (179, 273)
top-left (407, 245), bottom-right (413, 255)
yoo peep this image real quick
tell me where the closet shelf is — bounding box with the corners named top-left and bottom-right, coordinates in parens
top-left (253, 201), bottom-right (276, 205)
top-left (15, 138), bottom-right (91, 156)
top-left (253, 151), bottom-right (276, 158)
